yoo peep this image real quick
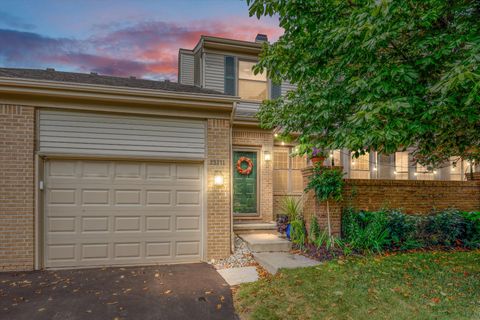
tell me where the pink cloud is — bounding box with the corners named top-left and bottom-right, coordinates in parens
top-left (0, 17), bottom-right (283, 80)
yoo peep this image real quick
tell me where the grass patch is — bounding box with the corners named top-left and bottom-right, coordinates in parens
top-left (235, 250), bottom-right (480, 320)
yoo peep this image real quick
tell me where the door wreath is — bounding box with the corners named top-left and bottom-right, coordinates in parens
top-left (236, 157), bottom-right (254, 175)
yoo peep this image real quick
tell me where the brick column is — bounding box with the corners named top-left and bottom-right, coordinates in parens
top-left (206, 119), bottom-right (231, 260)
top-left (302, 166), bottom-right (343, 236)
top-left (0, 105), bottom-right (35, 271)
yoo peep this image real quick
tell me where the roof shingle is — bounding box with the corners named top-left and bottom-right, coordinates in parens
top-left (0, 68), bottom-right (224, 96)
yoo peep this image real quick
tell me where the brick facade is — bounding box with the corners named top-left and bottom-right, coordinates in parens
top-left (206, 119), bottom-right (232, 259)
top-left (303, 166), bottom-right (480, 236)
top-left (344, 179), bottom-right (480, 214)
top-left (0, 105), bottom-right (35, 271)
top-left (232, 128), bottom-right (273, 222)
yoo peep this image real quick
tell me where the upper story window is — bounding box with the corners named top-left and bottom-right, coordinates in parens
top-left (238, 60), bottom-right (267, 101)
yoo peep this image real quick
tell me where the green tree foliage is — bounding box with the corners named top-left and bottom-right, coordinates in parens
top-left (305, 167), bottom-right (345, 237)
top-left (247, 0), bottom-right (480, 166)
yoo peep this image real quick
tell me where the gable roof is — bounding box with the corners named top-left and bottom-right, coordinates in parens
top-left (0, 68), bottom-right (224, 96)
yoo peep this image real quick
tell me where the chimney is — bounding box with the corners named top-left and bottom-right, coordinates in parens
top-left (255, 33), bottom-right (268, 43)
top-left (90, 72), bottom-right (98, 75)
top-left (46, 68), bottom-right (55, 72)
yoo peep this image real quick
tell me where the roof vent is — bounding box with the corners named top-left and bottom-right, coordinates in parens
top-left (129, 76), bottom-right (136, 79)
top-left (255, 33), bottom-right (268, 43)
top-left (90, 72), bottom-right (98, 75)
top-left (46, 68), bottom-right (55, 72)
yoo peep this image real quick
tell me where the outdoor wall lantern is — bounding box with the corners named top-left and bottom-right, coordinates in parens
top-left (214, 171), bottom-right (224, 186)
top-left (264, 151), bottom-right (271, 162)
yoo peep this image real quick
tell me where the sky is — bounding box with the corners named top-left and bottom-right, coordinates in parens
top-left (0, 0), bottom-right (282, 80)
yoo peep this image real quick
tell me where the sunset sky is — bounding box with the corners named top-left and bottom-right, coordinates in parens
top-left (0, 0), bottom-right (282, 80)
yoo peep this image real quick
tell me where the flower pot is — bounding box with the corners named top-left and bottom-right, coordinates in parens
top-left (311, 156), bottom-right (326, 165)
top-left (285, 223), bottom-right (291, 240)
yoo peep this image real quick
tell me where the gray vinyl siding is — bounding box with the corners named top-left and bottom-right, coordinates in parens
top-left (281, 80), bottom-right (296, 96)
top-left (39, 110), bottom-right (206, 159)
top-left (204, 53), bottom-right (225, 93)
top-left (179, 52), bottom-right (195, 85)
top-left (194, 51), bottom-right (201, 86)
top-left (235, 101), bottom-right (260, 119)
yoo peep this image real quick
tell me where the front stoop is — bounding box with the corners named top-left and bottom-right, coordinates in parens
top-left (233, 222), bottom-right (278, 235)
top-left (238, 233), bottom-right (291, 252)
top-left (253, 252), bottom-right (321, 275)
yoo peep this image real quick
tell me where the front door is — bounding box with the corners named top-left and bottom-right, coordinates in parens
top-left (233, 150), bottom-right (258, 215)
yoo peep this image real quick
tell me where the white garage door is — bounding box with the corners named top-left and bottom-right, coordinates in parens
top-left (44, 159), bottom-right (204, 268)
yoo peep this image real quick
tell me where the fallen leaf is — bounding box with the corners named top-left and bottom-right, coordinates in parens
top-left (164, 290), bottom-right (172, 294)
top-left (38, 308), bottom-right (46, 312)
top-left (216, 304), bottom-right (222, 310)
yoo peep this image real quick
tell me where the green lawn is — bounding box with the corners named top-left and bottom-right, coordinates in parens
top-left (235, 251), bottom-right (480, 320)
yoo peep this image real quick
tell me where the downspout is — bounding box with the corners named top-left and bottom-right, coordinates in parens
top-left (230, 101), bottom-right (237, 254)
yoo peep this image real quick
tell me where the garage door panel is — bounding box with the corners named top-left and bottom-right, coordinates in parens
top-left (45, 160), bottom-right (204, 268)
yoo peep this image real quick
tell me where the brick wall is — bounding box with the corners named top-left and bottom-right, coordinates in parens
top-left (344, 179), bottom-right (480, 214)
top-left (206, 119), bottom-right (232, 260)
top-left (0, 105), bottom-right (35, 271)
top-left (303, 166), bottom-right (480, 236)
top-left (232, 128), bottom-right (273, 222)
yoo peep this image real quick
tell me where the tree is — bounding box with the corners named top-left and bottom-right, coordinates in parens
top-left (247, 0), bottom-right (480, 167)
top-left (305, 167), bottom-right (344, 243)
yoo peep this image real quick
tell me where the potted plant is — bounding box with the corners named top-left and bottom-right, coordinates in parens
top-left (310, 147), bottom-right (327, 165)
top-left (277, 196), bottom-right (302, 239)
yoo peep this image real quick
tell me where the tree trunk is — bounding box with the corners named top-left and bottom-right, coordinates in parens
top-left (326, 200), bottom-right (332, 237)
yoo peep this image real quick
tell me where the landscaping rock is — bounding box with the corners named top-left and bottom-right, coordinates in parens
top-left (210, 236), bottom-right (256, 270)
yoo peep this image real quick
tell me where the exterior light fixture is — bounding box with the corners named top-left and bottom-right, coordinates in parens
top-left (414, 172), bottom-right (418, 176)
top-left (393, 170), bottom-right (397, 175)
top-left (274, 133), bottom-right (278, 138)
top-left (264, 151), bottom-right (271, 161)
top-left (373, 166), bottom-right (378, 171)
top-left (433, 170), bottom-right (437, 174)
top-left (281, 141), bottom-right (285, 146)
top-left (214, 171), bottom-right (224, 186)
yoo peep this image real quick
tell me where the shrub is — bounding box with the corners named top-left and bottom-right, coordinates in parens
top-left (342, 208), bottom-right (480, 253)
top-left (290, 218), bottom-right (307, 249)
top-left (385, 210), bottom-right (421, 250)
top-left (341, 209), bottom-right (390, 254)
top-left (421, 209), bottom-right (465, 246)
top-left (279, 196), bottom-right (302, 222)
top-left (309, 216), bottom-right (321, 246)
top-left (461, 211), bottom-right (480, 248)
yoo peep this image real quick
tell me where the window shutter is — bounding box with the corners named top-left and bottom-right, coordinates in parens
top-left (270, 82), bottom-right (282, 99)
top-left (224, 56), bottom-right (235, 95)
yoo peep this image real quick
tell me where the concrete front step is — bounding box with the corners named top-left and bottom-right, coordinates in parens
top-left (238, 233), bottom-right (291, 252)
top-left (233, 222), bottom-right (278, 235)
top-left (253, 252), bottom-right (321, 275)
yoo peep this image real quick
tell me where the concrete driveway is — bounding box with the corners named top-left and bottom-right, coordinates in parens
top-left (0, 263), bottom-right (236, 320)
